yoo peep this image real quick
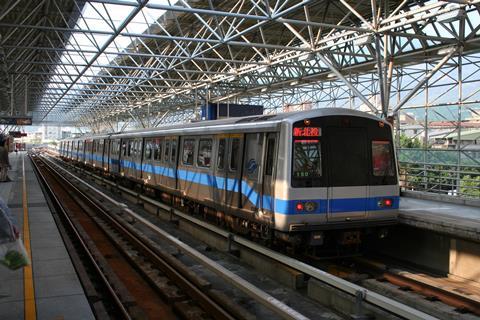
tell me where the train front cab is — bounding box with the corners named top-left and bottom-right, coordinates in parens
top-left (275, 114), bottom-right (399, 247)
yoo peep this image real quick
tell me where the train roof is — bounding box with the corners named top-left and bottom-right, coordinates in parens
top-left (63, 108), bottom-right (385, 141)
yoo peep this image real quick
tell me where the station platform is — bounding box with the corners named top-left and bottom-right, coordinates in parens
top-left (399, 195), bottom-right (480, 242)
top-left (0, 152), bottom-right (94, 320)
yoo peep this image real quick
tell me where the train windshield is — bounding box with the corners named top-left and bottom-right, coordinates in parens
top-left (293, 140), bottom-right (322, 179)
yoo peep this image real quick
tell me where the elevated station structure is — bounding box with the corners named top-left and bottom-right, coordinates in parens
top-left (0, 0), bottom-right (479, 198)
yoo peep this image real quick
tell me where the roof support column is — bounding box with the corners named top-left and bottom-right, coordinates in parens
top-left (10, 74), bottom-right (13, 115)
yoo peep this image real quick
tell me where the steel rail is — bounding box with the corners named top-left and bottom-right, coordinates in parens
top-left (51, 154), bottom-right (438, 320)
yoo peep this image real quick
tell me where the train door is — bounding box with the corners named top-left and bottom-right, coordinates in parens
top-left (241, 133), bottom-right (264, 212)
top-left (142, 139), bottom-right (153, 182)
top-left (214, 136), bottom-right (227, 206)
top-left (102, 139), bottom-right (108, 171)
top-left (137, 138), bottom-right (144, 180)
top-left (225, 135), bottom-right (243, 209)
top-left (79, 141), bottom-right (85, 163)
top-left (169, 137), bottom-right (178, 189)
top-left (160, 137), bottom-right (170, 186)
top-left (111, 139), bottom-right (121, 174)
top-left (262, 133), bottom-right (277, 215)
top-left (326, 127), bottom-right (368, 221)
top-left (132, 138), bottom-right (143, 180)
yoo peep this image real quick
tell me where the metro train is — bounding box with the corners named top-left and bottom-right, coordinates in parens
top-left (59, 108), bottom-right (399, 249)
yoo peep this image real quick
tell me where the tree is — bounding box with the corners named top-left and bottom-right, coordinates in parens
top-left (460, 175), bottom-right (480, 198)
top-left (399, 133), bottom-right (423, 148)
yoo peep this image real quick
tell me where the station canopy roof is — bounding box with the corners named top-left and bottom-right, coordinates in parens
top-left (0, 0), bottom-right (479, 127)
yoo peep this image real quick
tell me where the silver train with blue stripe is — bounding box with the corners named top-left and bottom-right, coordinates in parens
top-left (59, 108), bottom-right (399, 248)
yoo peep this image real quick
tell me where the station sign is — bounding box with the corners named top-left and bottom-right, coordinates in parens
top-left (0, 116), bottom-right (33, 125)
top-left (9, 131), bottom-right (27, 138)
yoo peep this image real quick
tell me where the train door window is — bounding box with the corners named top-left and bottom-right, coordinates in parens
top-left (122, 141), bottom-right (127, 156)
top-left (127, 140), bottom-right (132, 157)
top-left (217, 138), bottom-right (226, 170)
top-left (182, 138), bottom-right (195, 165)
top-left (145, 140), bottom-right (153, 160)
top-left (229, 138), bottom-right (240, 171)
top-left (153, 138), bottom-right (162, 161)
top-left (171, 139), bottom-right (177, 163)
top-left (244, 134), bottom-right (262, 179)
top-left (265, 136), bottom-right (276, 176)
top-left (197, 139), bottom-right (212, 168)
top-left (372, 141), bottom-right (394, 176)
top-left (164, 140), bottom-right (170, 163)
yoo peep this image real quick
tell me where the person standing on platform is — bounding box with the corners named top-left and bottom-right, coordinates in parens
top-left (0, 135), bottom-right (11, 182)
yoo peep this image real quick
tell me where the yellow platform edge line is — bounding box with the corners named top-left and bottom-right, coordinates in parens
top-left (22, 156), bottom-right (36, 320)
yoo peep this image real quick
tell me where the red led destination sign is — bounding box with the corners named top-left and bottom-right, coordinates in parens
top-left (293, 127), bottom-right (321, 137)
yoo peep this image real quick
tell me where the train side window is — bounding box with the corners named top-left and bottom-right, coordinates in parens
top-left (230, 138), bottom-right (240, 171)
top-left (127, 141), bottom-right (132, 156)
top-left (182, 138), bottom-right (195, 165)
top-left (164, 140), bottom-right (170, 163)
top-left (217, 139), bottom-right (226, 170)
top-left (171, 140), bottom-right (177, 163)
top-left (265, 137), bottom-right (276, 176)
top-left (372, 141), bottom-right (394, 176)
top-left (197, 139), bottom-right (212, 168)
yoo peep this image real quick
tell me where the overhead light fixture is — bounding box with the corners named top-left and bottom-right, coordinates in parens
top-left (257, 65), bottom-right (269, 74)
top-left (353, 34), bottom-right (374, 46)
top-left (327, 72), bottom-right (336, 79)
top-left (227, 76), bottom-right (236, 82)
top-left (438, 46), bottom-right (456, 55)
top-left (298, 53), bottom-right (314, 62)
top-left (290, 80), bottom-right (299, 86)
top-left (438, 3), bottom-right (465, 23)
top-left (261, 87), bottom-right (268, 92)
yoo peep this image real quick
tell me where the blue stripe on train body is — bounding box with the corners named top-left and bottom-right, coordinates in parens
top-left (117, 160), bottom-right (399, 215)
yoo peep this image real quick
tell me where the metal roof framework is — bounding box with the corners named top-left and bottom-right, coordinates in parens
top-left (0, 0), bottom-right (480, 131)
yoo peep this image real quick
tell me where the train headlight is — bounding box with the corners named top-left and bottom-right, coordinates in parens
top-left (304, 201), bottom-right (317, 212)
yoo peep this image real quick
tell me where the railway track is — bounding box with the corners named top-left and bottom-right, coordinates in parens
top-left (31, 151), bottom-right (312, 320)
top-left (353, 257), bottom-right (480, 317)
top-left (31, 153), bottom-right (241, 320)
